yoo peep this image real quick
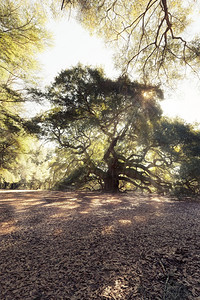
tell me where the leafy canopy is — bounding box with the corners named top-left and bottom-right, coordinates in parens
top-left (30, 65), bottom-right (170, 192)
top-left (29, 65), bottom-right (200, 193)
top-left (154, 119), bottom-right (200, 194)
top-left (0, 0), bottom-right (51, 82)
top-left (61, 0), bottom-right (200, 83)
top-left (0, 0), bottom-right (53, 188)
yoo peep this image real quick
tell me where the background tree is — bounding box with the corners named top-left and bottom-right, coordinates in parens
top-left (153, 119), bottom-right (200, 194)
top-left (0, 0), bottom-right (53, 188)
top-left (0, 111), bottom-right (22, 188)
top-left (0, 0), bottom-right (51, 82)
top-left (15, 138), bottom-right (53, 190)
top-left (61, 0), bottom-right (200, 83)
top-left (0, 133), bottom-right (52, 190)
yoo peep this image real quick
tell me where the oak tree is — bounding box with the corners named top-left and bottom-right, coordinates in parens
top-left (30, 65), bottom-right (172, 192)
top-left (29, 65), bottom-right (200, 193)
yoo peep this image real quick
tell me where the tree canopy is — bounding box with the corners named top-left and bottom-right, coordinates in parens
top-left (0, 0), bottom-right (51, 82)
top-left (29, 65), bottom-right (200, 193)
top-left (61, 0), bottom-right (200, 83)
top-left (0, 0), bottom-right (53, 189)
top-left (155, 119), bottom-right (200, 194)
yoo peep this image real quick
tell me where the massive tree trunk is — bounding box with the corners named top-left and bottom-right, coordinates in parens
top-left (103, 159), bottom-right (120, 192)
top-left (102, 138), bottom-right (121, 192)
top-left (103, 173), bottom-right (119, 192)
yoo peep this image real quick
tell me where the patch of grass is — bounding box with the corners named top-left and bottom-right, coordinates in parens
top-left (163, 275), bottom-right (189, 300)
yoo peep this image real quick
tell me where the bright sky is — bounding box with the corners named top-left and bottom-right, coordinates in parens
top-left (37, 16), bottom-right (200, 124)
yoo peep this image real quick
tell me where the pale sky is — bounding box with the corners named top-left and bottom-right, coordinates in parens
top-left (37, 16), bottom-right (200, 125)
top-left (37, 17), bottom-right (119, 84)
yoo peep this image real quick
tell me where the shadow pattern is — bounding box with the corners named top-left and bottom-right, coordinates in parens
top-left (0, 191), bottom-right (200, 299)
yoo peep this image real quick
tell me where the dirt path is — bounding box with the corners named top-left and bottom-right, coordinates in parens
top-left (0, 191), bottom-right (199, 299)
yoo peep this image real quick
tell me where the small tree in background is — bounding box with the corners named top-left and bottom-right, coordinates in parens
top-left (154, 119), bottom-right (200, 194)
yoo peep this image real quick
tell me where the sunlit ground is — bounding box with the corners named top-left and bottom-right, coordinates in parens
top-left (0, 190), bottom-right (174, 236)
top-left (0, 190), bottom-right (199, 299)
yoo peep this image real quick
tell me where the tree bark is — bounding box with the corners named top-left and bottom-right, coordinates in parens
top-left (103, 173), bottom-right (119, 193)
top-left (103, 160), bottom-right (120, 193)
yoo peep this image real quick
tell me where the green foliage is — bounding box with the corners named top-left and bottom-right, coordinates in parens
top-left (16, 139), bottom-right (53, 190)
top-left (0, 93), bottom-right (23, 181)
top-left (153, 119), bottom-right (200, 194)
top-left (0, 0), bottom-right (51, 82)
top-left (30, 65), bottom-right (172, 192)
top-left (54, 166), bottom-right (89, 190)
top-left (0, 0), bottom-right (54, 189)
top-left (0, 134), bottom-right (53, 189)
top-left (62, 0), bottom-right (200, 83)
top-left (29, 65), bottom-right (200, 194)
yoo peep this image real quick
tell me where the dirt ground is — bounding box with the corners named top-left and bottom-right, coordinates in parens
top-left (0, 190), bottom-right (199, 300)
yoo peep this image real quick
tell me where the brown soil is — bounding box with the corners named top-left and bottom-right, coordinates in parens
top-left (0, 191), bottom-right (199, 299)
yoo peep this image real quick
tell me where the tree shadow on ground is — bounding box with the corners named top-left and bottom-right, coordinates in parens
top-left (0, 190), bottom-right (199, 299)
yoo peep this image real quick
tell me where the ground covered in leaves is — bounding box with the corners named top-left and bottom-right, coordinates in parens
top-left (0, 191), bottom-right (199, 299)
